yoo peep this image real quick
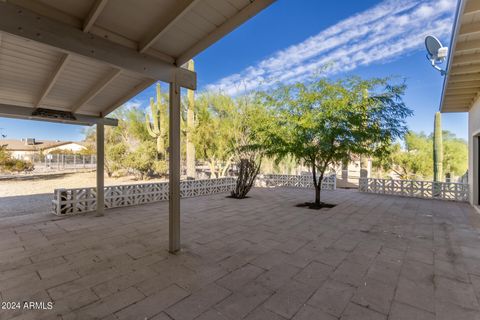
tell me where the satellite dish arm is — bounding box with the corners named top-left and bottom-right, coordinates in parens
top-left (426, 54), bottom-right (447, 76)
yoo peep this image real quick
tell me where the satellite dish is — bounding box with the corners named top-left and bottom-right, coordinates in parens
top-left (425, 35), bottom-right (448, 76)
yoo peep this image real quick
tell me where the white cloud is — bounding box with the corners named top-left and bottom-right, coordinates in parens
top-left (122, 99), bottom-right (144, 110)
top-left (206, 0), bottom-right (456, 96)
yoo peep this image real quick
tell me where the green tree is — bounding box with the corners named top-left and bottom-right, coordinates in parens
top-left (230, 93), bottom-right (268, 198)
top-left (257, 76), bottom-right (412, 208)
top-left (84, 104), bottom-right (168, 179)
top-left (442, 130), bottom-right (467, 177)
top-left (379, 132), bottom-right (433, 179)
top-left (83, 117), bottom-right (128, 178)
top-left (374, 130), bottom-right (468, 180)
top-left (194, 93), bottom-right (236, 178)
top-left (105, 141), bottom-right (127, 178)
top-left (123, 141), bottom-right (159, 180)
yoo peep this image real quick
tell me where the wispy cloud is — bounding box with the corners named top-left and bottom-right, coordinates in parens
top-left (123, 99), bottom-right (144, 110)
top-left (206, 0), bottom-right (456, 95)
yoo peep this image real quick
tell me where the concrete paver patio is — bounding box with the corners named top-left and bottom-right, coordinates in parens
top-left (1, 188), bottom-right (480, 320)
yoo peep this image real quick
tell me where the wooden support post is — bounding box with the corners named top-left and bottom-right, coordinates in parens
top-left (96, 121), bottom-right (105, 216)
top-left (169, 82), bottom-right (181, 253)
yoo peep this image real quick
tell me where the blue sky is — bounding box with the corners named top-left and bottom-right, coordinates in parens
top-left (0, 0), bottom-right (467, 141)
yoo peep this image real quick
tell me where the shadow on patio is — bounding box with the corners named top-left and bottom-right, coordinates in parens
top-left (0, 188), bottom-right (479, 320)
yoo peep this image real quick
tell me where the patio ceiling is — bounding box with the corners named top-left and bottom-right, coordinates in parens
top-left (0, 0), bottom-right (274, 123)
top-left (441, 0), bottom-right (480, 112)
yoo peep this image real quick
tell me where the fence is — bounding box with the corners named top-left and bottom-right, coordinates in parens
top-left (52, 177), bottom-right (237, 215)
top-left (358, 178), bottom-right (468, 202)
top-left (17, 154), bottom-right (97, 172)
top-left (256, 174), bottom-right (336, 190)
top-left (52, 174), bottom-right (337, 215)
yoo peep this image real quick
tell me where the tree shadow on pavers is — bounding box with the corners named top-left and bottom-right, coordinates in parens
top-left (225, 195), bottom-right (251, 199)
top-left (295, 202), bottom-right (336, 210)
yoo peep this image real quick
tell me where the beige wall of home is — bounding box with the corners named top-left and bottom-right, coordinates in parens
top-left (439, 0), bottom-right (480, 207)
top-left (43, 143), bottom-right (86, 154)
top-left (468, 96), bottom-right (480, 205)
top-left (10, 150), bottom-right (32, 160)
top-left (8, 142), bottom-right (86, 160)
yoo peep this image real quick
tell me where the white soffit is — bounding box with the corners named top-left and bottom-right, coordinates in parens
top-left (0, 0), bottom-right (275, 121)
top-left (441, 0), bottom-right (480, 112)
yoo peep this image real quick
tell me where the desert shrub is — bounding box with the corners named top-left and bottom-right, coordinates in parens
top-left (0, 145), bottom-right (34, 173)
top-left (123, 141), bottom-right (160, 179)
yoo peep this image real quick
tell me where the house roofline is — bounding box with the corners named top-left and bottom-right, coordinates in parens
top-left (2, 140), bottom-right (83, 151)
top-left (439, 0), bottom-right (466, 112)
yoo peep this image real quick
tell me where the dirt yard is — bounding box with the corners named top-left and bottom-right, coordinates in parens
top-left (0, 172), bottom-right (166, 217)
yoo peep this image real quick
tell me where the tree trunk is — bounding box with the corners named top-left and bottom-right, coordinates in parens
top-left (209, 161), bottom-right (217, 178)
top-left (220, 163), bottom-right (230, 177)
top-left (311, 161), bottom-right (320, 206)
top-left (231, 158), bottom-right (261, 199)
top-left (315, 184), bottom-right (321, 205)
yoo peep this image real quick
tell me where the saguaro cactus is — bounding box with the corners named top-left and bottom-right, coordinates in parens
top-left (186, 60), bottom-right (196, 179)
top-left (433, 111), bottom-right (443, 182)
top-left (146, 83), bottom-right (167, 159)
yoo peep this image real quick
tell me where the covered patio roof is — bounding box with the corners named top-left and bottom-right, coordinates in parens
top-left (0, 0), bottom-right (274, 123)
top-left (0, 0), bottom-right (276, 253)
top-left (441, 0), bottom-right (480, 112)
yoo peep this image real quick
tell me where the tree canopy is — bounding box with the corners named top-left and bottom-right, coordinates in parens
top-left (194, 93), bottom-right (236, 178)
top-left (374, 130), bottom-right (467, 180)
top-left (84, 106), bottom-right (167, 179)
top-left (442, 131), bottom-right (468, 177)
top-left (255, 76), bottom-right (412, 206)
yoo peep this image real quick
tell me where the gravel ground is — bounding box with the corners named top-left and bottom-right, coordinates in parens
top-left (0, 172), bottom-right (166, 217)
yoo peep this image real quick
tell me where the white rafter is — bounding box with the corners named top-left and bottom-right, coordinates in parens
top-left (35, 53), bottom-right (70, 108)
top-left (83, 0), bottom-right (108, 32)
top-left (176, 0), bottom-right (276, 66)
top-left (448, 81), bottom-right (480, 89)
top-left (455, 39), bottom-right (480, 53)
top-left (464, 0), bottom-right (480, 14)
top-left (101, 79), bottom-right (155, 116)
top-left (452, 53), bottom-right (480, 66)
top-left (71, 68), bottom-right (121, 112)
top-left (449, 64), bottom-right (480, 76)
top-left (139, 0), bottom-right (198, 54)
top-left (0, 1), bottom-right (196, 89)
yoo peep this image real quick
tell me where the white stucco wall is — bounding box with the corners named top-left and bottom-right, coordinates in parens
top-left (10, 150), bottom-right (34, 160)
top-left (468, 96), bottom-right (480, 205)
top-left (44, 143), bottom-right (86, 153)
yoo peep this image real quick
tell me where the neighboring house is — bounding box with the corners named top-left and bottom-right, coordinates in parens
top-left (1, 138), bottom-right (86, 161)
top-left (439, 0), bottom-right (480, 206)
